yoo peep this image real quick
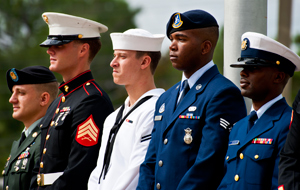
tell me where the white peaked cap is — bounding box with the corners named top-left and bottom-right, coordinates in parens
top-left (110, 29), bottom-right (165, 51)
top-left (42, 12), bottom-right (108, 37)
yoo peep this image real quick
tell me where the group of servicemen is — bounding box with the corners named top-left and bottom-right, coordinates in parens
top-left (2, 8), bottom-right (300, 190)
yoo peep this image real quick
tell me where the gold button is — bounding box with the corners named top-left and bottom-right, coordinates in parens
top-left (50, 121), bottom-right (54, 126)
top-left (164, 139), bottom-right (168, 144)
top-left (2, 170), bottom-right (5, 175)
top-left (46, 134), bottom-right (50, 140)
top-left (239, 153), bottom-right (244, 159)
top-left (156, 183), bottom-right (161, 189)
top-left (56, 108), bottom-right (59, 114)
top-left (55, 122), bottom-right (58, 126)
top-left (6, 186), bottom-right (8, 190)
top-left (43, 148), bottom-right (47, 154)
top-left (32, 132), bottom-right (38, 138)
top-left (226, 156), bottom-right (229, 160)
top-left (86, 82), bottom-right (90, 86)
top-left (64, 85), bottom-right (69, 92)
top-left (254, 155), bottom-right (259, 159)
top-left (40, 124), bottom-right (43, 128)
top-left (158, 160), bottom-right (163, 167)
top-left (40, 162), bottom-right (43, 168)
top-left (234, 174), bottom-right (239, 181)
top-left (62, 96), bottom-right (65, 102)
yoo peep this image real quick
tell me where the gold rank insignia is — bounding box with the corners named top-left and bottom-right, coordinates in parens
top-left (184, 128), bottom-right (193, 144)
top-left (241, 38), bottom-right (248, 50)
top-left (64, 85), bottom-right (69, 92)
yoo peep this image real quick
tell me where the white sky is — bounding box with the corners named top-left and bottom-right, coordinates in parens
top-left (125, 0), bottom-right (300, 54)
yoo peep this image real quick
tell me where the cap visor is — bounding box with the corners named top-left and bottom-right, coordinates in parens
top-left (40, 39), bottom-right (73, 47)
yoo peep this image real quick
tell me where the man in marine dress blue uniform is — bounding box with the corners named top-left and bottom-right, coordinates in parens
top-left (217, 32), bottom-right (300, 190)
top-left (30, 13), bottom-right (114, 190)
top-left (137, 9), bottom-right (247, 190)
top-left (2, 66), bottom-right (58, 190)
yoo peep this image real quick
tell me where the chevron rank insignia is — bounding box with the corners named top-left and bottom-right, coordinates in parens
top-left (220, 118), bottom-right (231, 130)
top-left (76, 115), bottom-right (99, 147)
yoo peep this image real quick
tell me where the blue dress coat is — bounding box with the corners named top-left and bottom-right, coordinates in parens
top-left (218, 98), bottom-right (291, 190)
top-left (137, 65), bottom-right (247, 190)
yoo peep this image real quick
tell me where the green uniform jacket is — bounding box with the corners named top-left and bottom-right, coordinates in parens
top-left (2, 126), bottom-right (41, 190)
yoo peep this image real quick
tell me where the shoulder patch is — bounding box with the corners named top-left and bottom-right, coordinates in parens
top-left (75, 115), bottom-right (99, 147)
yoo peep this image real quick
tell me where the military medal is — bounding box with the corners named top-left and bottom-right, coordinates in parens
top-left (21, 158), bottom-right (28, 169)
top-left (18, 150), bottom-right (30, 159)
top-left (184, 128), bottom-right (193, 144)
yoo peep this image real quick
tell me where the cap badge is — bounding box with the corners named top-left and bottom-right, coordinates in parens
top-left (159, 103), bottom-right (165, 113)
top-left (184, 128), bottom-right (193, 144)
top-left (172, 13), bottom-right (183, 29)
top-left (10, 68), bottom-right (19, 82)
top-left (241, 38), bottom-right (248, 50)
top-left (43, 15), bottom-right (49, 24)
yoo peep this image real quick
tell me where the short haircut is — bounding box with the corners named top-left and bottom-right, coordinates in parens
top-left (135, 51), bottom-right (162, 74)
top-left (34, 81), bottom-right (59, 102)
top-left (74, 39), bottom-right (102, 63)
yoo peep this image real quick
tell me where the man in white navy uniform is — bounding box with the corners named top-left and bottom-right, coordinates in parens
top-left (137, 9), bottom-right (247, 190)
top-left (217, 32), bottom-right (300, 190)
top-left (88, 28), bottom-right (165, 190)
top-left (30, 13), bottom-right (114, 190)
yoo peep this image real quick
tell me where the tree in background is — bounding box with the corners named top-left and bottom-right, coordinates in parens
top-left (0, 0), bottom-right (139, 169)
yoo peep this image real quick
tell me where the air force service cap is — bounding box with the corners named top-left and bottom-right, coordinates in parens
top-left (6, 66), bottom-right (57, 92)
top-left (231, 32), bottom-right (300, 76)
top-left (110, 28), bottom-right (165, 52)
top-left (40, 12), bottom-right (108, 47)
top-left (166, 9), bottom-right (218, 38)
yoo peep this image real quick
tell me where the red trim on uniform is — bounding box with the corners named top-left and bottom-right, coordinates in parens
top-left (289, 110), bottom-right (294, 129)
top-left (83, 84), bottom-right (89, 95)
top-left (58, 70), bottom-right (91, 88)
top-left (91, 81), bottom-right (103, 96)
top-left (278, 185), bottom-right (285, 190)
top-left (64, 79), bottom-right (95, 97)
top-left (75, 115), bottom-right (99, 147)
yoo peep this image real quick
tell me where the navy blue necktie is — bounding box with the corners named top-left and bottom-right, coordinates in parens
top-left (177, 80), bottom-right (190, 106)
top-left (19, 132), bottom-right (26, 147)
top-left (247, 111), bottom-right (258, 132)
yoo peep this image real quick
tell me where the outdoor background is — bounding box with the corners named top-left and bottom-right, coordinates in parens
top-left (0, 0), bottom-right (299, 187)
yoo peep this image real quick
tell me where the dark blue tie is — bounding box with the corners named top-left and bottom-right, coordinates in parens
top-left (177, 80), bottom-right (190, 106)
top-left (19, 132), bottom-right (26, 147)
top-left (247, 111), bottom-right (258, 132)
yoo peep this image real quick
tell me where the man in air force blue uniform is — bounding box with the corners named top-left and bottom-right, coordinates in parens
top-left (137, 9), bottom-right (247, 190)
top-left (217, 32), bottom-right (300, 190)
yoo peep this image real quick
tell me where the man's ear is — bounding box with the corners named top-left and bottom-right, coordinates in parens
top-left (79, 43), bottom-right (90, 57)
top-left (273, 71), bottom-right (286, 84)
top-left (201, 40), bottom-right (212, 55)
top-left (40, 92), bottom-right (51, 107)
top-left (140, 55), bottom-right (151, 70)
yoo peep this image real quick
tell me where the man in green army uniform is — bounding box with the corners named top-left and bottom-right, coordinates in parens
top-left (2, 66), bottom-right (58, 190)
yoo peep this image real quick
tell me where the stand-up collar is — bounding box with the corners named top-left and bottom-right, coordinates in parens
top-left (59, 70), bottom-right (94, 96)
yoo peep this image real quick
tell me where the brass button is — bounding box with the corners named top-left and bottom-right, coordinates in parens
top-left (234, 174), bottom-right (239, 181)
top-left (40, 124), bottom-right (43, 128)
top-left (156, 183), bottom-right (161, 189)
top-left (2, 170), bottom-right (5, 175)
top-left (164, 139), bottom-right (168, 145)
top-left (158, 160), bottom-right (163, 167)
top-left (62, 96), bottom-right (65, 102)
top-left (46, 134), bottom-right (50, 140)
top-left (239, 153), bottom-right (244, 160)
top-left (43, 148), bottom-right (47, 154)
top-left (56, 108), bottom-right (59, 114)
top-left (32, 132), bottom-right (38, 138)
top-left (6, 186), bottom-right (8, 190)
top-left (86, 82), bottom-right (90, 86)
top-left (254, 155), bottom-right (259, 159)
top-left (40, 162), bottom-right (43, 168)
top-left (226, 156), bottom-right (229, 160)
top-left (50, 121), bottom-right (54, 127)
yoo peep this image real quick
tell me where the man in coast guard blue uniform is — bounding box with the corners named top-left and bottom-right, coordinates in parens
top-left (217, 32), bottom-right (300, 190)
top-left (30, 13), bottom-right (114, 190)
top-left (137, 10), bottom-right (247, 190)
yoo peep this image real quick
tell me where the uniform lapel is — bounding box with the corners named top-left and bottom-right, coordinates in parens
top-left (240, 98), bottom-right (288, 148)
top-left (164, 65), bottom-right (219, 132)
top-left (9, 126), bottom-right (40, 163)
